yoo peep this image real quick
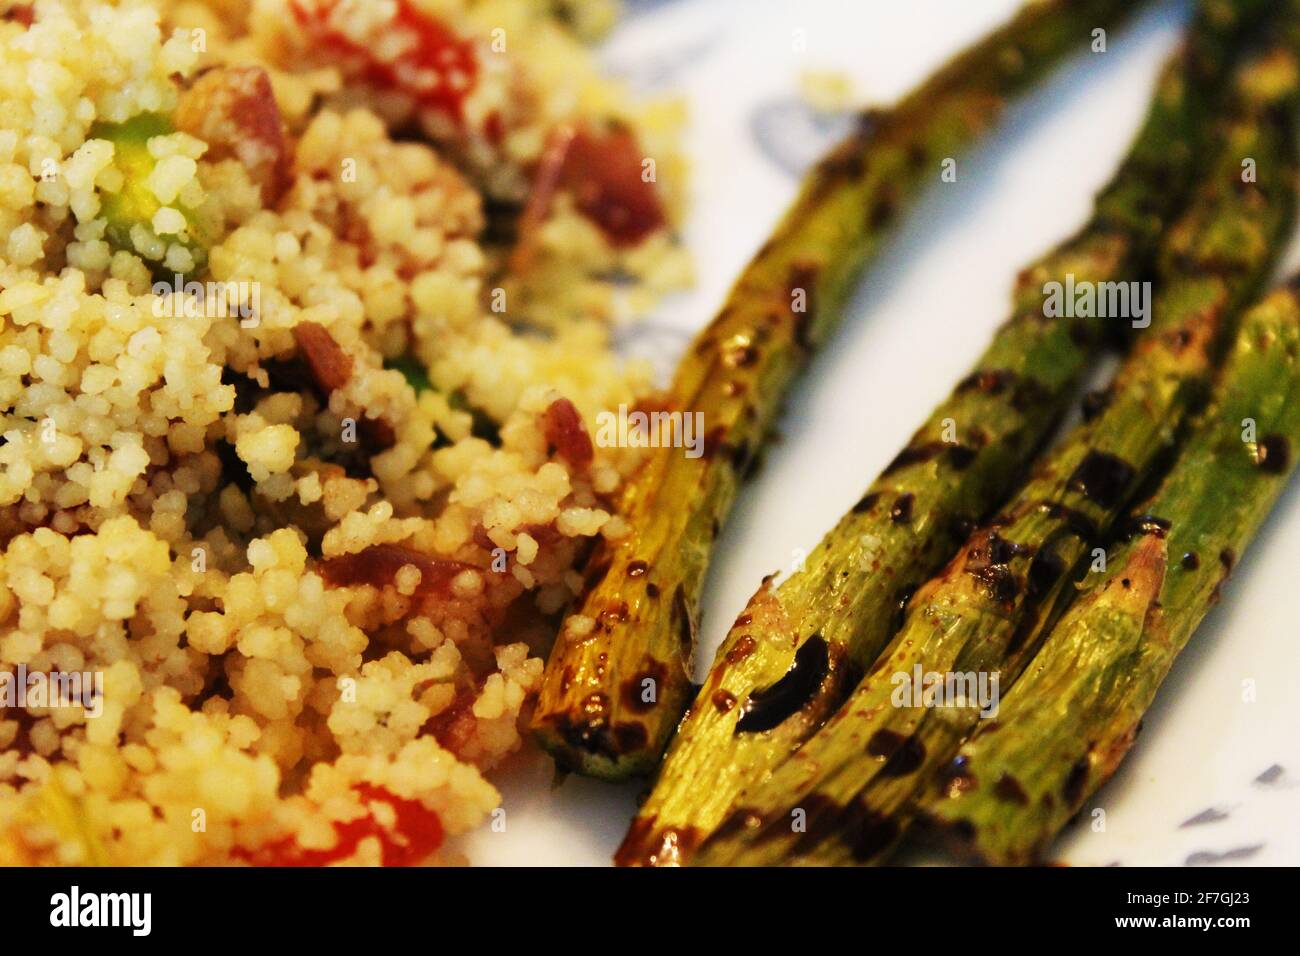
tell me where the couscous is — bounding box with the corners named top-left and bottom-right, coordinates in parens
top-left (0, 0), bottom-right (688, 865)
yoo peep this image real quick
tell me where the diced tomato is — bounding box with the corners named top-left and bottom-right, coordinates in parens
top-left (560, 125), bottom-right (666, 247)
top-left (422, 688), bottom-right (478, 756)
top-left (508, 125), bottom-right (579, 272)
top-left (483, 110), bottom-right (506, 146)
top-left (173, 66), bottom-right (290, 204)
top-left (290, 0), bottom-right (478, 123)
top-left (289, 323), bottom-right (397, 449)
top-left (235, 785), bottom-right (444, 867)
top-left (318, 544), bottom-right (478, 597)
top-left (292, 321), bottom-right (353, 393)
top-left (514, 124), bottom-right (666, 260)
top-left (542, 397), bottom-right (594, 470)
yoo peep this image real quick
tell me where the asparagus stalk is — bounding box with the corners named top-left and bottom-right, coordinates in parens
top-left (690, 35), bottom-right (1300, 866)
top-left (618, 0), bottom-right (1272, 866)
top-left (917, 280), bottom-right (1300, 864)
top-left (533, 0), bottom-right (1153, 781)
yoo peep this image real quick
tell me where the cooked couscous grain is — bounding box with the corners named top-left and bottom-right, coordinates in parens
top-left (0, 0), bottom-right (688, 865)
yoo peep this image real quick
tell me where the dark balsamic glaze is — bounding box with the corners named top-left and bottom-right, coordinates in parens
top-left (725, 634), bottom-right (756, 665)
top-left (1041, 501), bottom-right (1100, 540)
top-left (994, 773), bottom-right (1030, 805)
top-left (948, 444), bottom-right (978, 469)
top-left (734, 635), bottom-right (830, 734)
top-left (890, 583), bottom-right (918, 634)
top-left (867, 729), bottom-right (927, 777)
top-left (853, 492), bottom-right (881, 514)
top-left (1068, 450), bottom-right (1136, 508)
top-left (620, 659), bottom-right (668, 715)
top-left (782, 794), bottom-right (900, 863)
top-left (882, 442), bottom-right (944, 475)
top-left (965, 532), bottom-right (1029, 606)
top-left (1063, 756), bottom-right (1090, 805)
top-left (1257, 434), bottom-right (1291, 474)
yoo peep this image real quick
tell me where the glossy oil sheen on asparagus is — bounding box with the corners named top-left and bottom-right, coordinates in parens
top-left (617, 0), bottom-right (1272, 865)
top-left (690, 31), bottom-right (1300, 866)
top-left (917, 279), bottom-right (1300, 864)
top-left (533, 0), bottom-right (1152, 782)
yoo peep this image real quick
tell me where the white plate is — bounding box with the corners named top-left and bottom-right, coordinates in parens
top-left (463, 0), bottom-right (1300, 866)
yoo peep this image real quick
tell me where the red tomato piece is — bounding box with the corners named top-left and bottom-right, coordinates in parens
top-left (235, 785), bottom-right (444, 867)
top-left (560, 126), bottom-right (666, 247)
top-left (290, 0), bottom-right (478, 123)
top-left (292, 321), bottom-right (353, 393)
top-left (318, 544), bottom-right (478, 597)
top-left (173, 66), bottom-right (290, 204)
top-left (542, 397), bottom-right (594, 470)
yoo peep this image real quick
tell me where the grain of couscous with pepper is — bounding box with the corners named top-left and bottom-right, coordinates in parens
top-left (0, 0), bottom-right (689, 865)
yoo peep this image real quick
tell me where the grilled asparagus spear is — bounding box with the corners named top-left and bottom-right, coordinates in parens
top-left (619, 0), bottom-right (1271, 866)
top-left (917, 279), bottom-right (1300, 865)
top-left (534, 0), bottom-right (1152, 781)
top-left (690, 35), bottom-right (1300, 866)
